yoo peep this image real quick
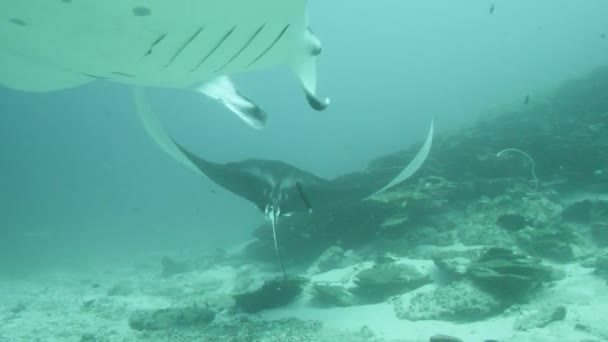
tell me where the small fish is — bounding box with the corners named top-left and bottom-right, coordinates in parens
top-left (489, 3), bottom-right (495, 14)
top-left (601, 33), bottom-right (606, 39)
top-left (524, 94), bottom-right (530, 105)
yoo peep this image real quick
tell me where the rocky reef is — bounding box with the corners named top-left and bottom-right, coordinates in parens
top-left (5, 67), bottom-right (607, 342)
top-left (228, 66), bottom-right (608, 340)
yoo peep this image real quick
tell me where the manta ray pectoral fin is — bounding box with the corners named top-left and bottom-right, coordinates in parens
top-left (133, 87), bottom-right (205, 177)
top-left (289, 27), bottom-right (330, 111)
top-left (364, 119), bottom-right (435, 200)
top-left (195, 76), bottom-right (267, 129)
top-left (0, 50), bottom-right (90, 92)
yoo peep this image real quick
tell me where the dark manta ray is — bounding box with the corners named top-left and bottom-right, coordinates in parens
top-left (134, 88), bottom-right (434, 277)
top-left (173, 145), bottom-right (326, 216)
top-left (173, 136), bottom-right (434, 218)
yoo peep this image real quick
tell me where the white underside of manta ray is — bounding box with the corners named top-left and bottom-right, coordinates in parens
top-left (0, 0), bottom-right (329, 128)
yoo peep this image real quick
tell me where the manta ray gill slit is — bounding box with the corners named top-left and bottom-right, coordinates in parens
top-left (215, 23), bottom-right (267, 72)
top-left (8, 18), bottom-right (28, 26)
top-left (111, 71), bottom-right (135, 78)
top-left (191, 26), bottom-right (237, 72)
top-left (165, 25), bottom-right (206, 68)
top-left (247, 24), bottom-right (291, 68)
top-left (142, 34), bottom-right (167, 58)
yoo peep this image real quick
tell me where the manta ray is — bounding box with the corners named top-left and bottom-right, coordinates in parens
top-left (0, 0), bottom-right (329, 129)
top-left (134, 88), bottom-right (434, 278)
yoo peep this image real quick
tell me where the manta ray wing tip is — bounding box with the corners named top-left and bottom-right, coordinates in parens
top-left (305, 90), bottom-right (330, 111)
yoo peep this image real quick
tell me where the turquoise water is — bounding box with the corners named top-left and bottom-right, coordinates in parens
top-left (1, 1), bottom-right (607, 341)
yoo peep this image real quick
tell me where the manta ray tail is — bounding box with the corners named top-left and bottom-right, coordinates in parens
top-left (269, 216), bottom-right (288, 280)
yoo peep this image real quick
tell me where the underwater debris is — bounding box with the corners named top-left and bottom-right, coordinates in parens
top-left (496, 148), bottom-right (539, 191)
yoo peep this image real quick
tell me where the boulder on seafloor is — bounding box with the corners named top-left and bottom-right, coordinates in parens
top-left (432, 250), bottom-right (479, 280)
top-left (233, 276), bottom-right (307, 313)
top-left (561, 199), bottom-right (608, 224)
top-left (352, 263), bottom-right (431, 303)
top-left (312, 283), bottom-right (358, 307)
top-left (429, 334), bottom-right (463, 342)
top-left (496, 213), bottom-right (529, 231)
top-left (393, 280), bottom-right (502, 321)
top-left (529, 232), bottom-right (575, 262)
top-left (128, 306), bottom-right (215, 331)
top-left (513, 305), bottom-right (567, 331)
top-left (512, 223), bottom-right (576, 262)
top-left (305, 246), bottom-right (356, 276)
top-left (467, 247), bottom-right (553, 301)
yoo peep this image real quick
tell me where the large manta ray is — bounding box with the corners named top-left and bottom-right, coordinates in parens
top-left (134, 87), bottom-right (434, 219)
top-left (0, 0), bottom-right (329, 128)
top-left (135, 88), bottom-right (433, 277)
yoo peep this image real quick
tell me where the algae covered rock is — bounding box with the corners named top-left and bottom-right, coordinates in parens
top-left (429, 334), bottom-right (464, 342)
top-left (353, 263), bottom-right (431, 302)
top-left (305, 246), bottom-right (354, 276)
top-left (513, 305), bottom-right (567, 331)
top-left (233, 276), bottom-right (307, 313)
top-left (496, 213), bottom-right (529, 231)
top-left (432, 250), bottom-right (479, 280)
top-left (312, 282), bottom-right (357, 307)
top-left (128, 306), bottom-right (215, 331)
top-left (394, 280), bottom-right (501, 321)
top-left (467, 247), bottom-right (553, 301)
top-left (562, 199), bottom-right (608, 224)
